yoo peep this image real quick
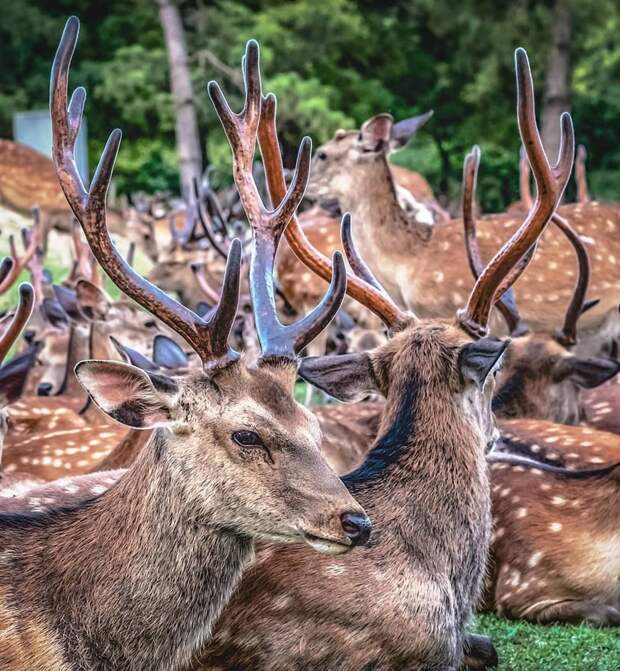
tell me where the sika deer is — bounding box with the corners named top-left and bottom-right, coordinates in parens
top-left (462, 146), bottom-right (620, 425)
top-left (196, 43), bottom-right (573, 670)
top-left (0, 19), bottom-right (369, 671)
top-left (482, 452), bottom-right (620, 626)
top-left (305, 92), bottom-right (619, 346)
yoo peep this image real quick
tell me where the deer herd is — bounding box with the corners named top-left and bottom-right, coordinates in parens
top-left (0, 15), bottom-right (618, 671)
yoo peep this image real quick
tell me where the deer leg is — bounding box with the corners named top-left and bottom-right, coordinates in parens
top-left (534, 599), bottom-right (620, 627)
top-left (462, 633), bottom-right (498, 670)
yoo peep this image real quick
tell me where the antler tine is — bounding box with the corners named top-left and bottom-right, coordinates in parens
top-left (457, 48), bottom-right (574, 337)
top-left (462, 146), bottom-right (530, 336)
top-left (553, 214), bottom-right (590, 347)
top-left (519, 145), bottom-right (533, 209)
top-left (0, 210), bottom-right (41, 295)
top-left (0, 258), bottom-right (14, 286)
top-left (257, 91), bottom-right (409, 332)
top-left (191, 262), bottom-right (223, 305)
top-left (340, 213), bottom-right (383, 292)
top-left (193, 177), bottom-right (231, 260)
top-left (51, 16), bottom-right (241, 368)
top-left (575, 144), bottom-right (590, 203)
top-left (210, 40), bottom-right (347, 359)
top-left (0, 283), bottom-right (34, 364)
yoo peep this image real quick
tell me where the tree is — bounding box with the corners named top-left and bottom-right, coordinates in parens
top-left (156, 0), bottom-right (202, 200)
top-left (540, 0), bottom-right (572, 159)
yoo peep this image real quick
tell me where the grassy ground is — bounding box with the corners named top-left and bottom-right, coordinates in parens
top-left (476, 614), bottom-right (620, 670)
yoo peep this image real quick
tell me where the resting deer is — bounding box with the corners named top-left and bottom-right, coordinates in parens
top-left (482, 452), bottom-right (620, 626)
top-left (0, 19), bottom-right (371, 671)
top-left (305, 95), bottom-right (620, 349)
top-left (462, 145), bottom-right (620, 426)
top-left (196, 42), bottom-right (572, 670)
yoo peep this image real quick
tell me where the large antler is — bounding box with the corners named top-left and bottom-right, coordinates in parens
top-left (50, 16), bottom-right (241, 368)
top-left (0, 283), bottom-right (34, 364)
top-left (516, 145), bottom-right (591, 346)
top-left (255, 87), bottom-right (409, 332)
top-left (457, 48), bottom-right (574, 338)
top-left (209, 40), bottom-right (347, 360)
top-left (462, 146), bottom-right (533, 336)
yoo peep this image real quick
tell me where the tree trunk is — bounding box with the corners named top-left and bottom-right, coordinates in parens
top-left (156, 0), bottom-right (202, 200)
top-left (540, 0), bottom-right (572, 160)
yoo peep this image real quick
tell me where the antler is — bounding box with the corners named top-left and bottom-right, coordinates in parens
top-left (516, 146), bottom-right (591, 346)
top-left (50, 16), bottom-right (241, 369)
top-left (462, 146), bottom-right (533, 336)
top-left (575, 144), bottom-right (590, 203)
top-left (0, 212), bottom-right (41, 295)
top-left (0, 283), bottom-right (34, 364)
top-left (255, 85), bottom-right (409, 332)
top-left (209, 40), bottom-right (347, 359)
top-left (457, 48), bottom-right (574, 338)
top-left (194, 177), bottom-right (232, 259)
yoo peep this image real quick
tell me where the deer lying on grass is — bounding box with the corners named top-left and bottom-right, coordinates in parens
top-left (304, 95), bottom-right (620, 347)
top-left (462, 145), bottom-right (620, 425)
top-left (482, 452), bottom-right (620, 626)
top-left (196, 41), bottom-right (572, 671)
top-left (0, 18), bottom-right (370, 671)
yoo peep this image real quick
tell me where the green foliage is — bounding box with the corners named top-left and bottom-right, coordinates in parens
top-left (475, 614), bottom-right (620, 670)
top-left (0, 0), bottom-right (619, 210)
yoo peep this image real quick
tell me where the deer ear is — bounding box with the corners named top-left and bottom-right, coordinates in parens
top-left (459, 337), bottom-right (509, 389)
top-left (359, 114), bottom-right (394, 152)
top-left (560, 356), bottom-right (620, 389)
top-left (152, 334), bottom-right (189, 370)
top-left (76, 280), bottom-right (110, 321)
top-left (53, 284), bottom-right (85, 323)
top-left (298, 353), bottom-right (380, 403)
top-left (389, 110), bottom-right (434, 150)
top-left (75, 360), bottom-right (178, 429)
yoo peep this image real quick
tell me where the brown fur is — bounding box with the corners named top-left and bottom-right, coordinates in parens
top-left (0, 358), bottom-right (367, 669)
top-left (583, 380), bottom-right (620, 435)
top-left (197, 320), bottom-right (499, 671)
top-left (483, 454), bottom-right (620, 625)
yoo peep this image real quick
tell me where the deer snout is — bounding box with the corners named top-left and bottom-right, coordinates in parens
top-left (37, 382), bottom-right (54, 396)
top-left (341, 511), bottom-right (372, 547)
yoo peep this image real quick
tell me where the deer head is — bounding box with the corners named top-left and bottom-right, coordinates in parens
top-left (50, 21), bottom-right (369, 553)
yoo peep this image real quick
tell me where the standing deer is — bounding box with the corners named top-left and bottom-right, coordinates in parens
top-left (0, 19), bottom-right (370, 671)
top-left (196, 42), bottom-right (573, 670)
top-left (304, 90), bottom-right (620, 347)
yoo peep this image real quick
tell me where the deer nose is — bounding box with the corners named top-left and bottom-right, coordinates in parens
top-left (37, 382), bottom-right (54, 396)
top-left (340, 512), bottom-right (372, 547)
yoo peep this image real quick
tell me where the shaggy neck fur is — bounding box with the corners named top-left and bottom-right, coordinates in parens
top-left (0, 430), bottom-right (254, 671)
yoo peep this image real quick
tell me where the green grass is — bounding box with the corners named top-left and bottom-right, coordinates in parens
top-left (475, 614), bottom-right (620, 670)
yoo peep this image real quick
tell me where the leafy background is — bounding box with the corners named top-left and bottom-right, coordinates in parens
top-left (1, 0), bottom-right (619, 212)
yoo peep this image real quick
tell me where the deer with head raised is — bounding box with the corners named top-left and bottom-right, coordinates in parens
top-left (305, 82), bottom-right (620, 350)
top-left (196, 42), bottom-right (573, 671)
top-left (0, 19), bottom-right (370, 671)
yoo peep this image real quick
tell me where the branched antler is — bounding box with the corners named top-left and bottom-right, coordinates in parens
top-left (0, 283), bottom-right (34, 364)
top-left (457, 48), bottom-right (574, 337)
top-left (50, 16), bottom-right (241, 368)
top-left (209, 40), bottom-right (347, 359)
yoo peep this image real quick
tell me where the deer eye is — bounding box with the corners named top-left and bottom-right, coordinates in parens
top-left (316, 151), bottom-right (327, 161)
top-left (232, 430), bottom-right (264, 448)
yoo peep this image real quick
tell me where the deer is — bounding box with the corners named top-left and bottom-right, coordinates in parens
top-left (462, 145), bottom-right (620, 426)
top-left (304, 92), bottom-right (620, 352)
top-left (0, 18), bottom-right (372, 671)
top-left (482, 452), bottom-right (620, 626)
top-left (195, 41), bottom-right (573, 671)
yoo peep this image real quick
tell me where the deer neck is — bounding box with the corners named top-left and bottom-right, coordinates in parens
top-left (338, 157), bottom-right (430, 271)
top-left (60, 324), bottom-right (90, 400)
top-left (13, 430), bottom-right (253, 670)
top-left (344, 373), bottom-right (491, 623)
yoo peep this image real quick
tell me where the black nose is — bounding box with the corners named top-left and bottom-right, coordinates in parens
top-left (340, 512), bottom-right (372, 547)
top-left (37, 382), bottom-right (54, 396)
